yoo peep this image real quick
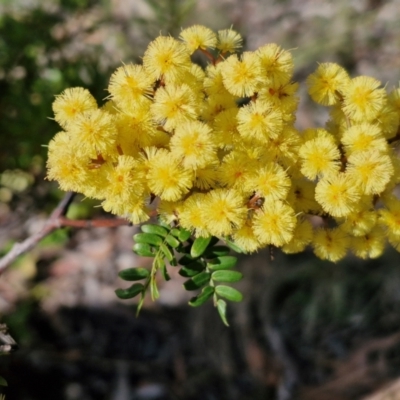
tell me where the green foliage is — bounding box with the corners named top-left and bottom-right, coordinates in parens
top-left (2, 301), bottom-right (35, 345)
top-left (0, 5), bottom-right (111, 171)
top-left (38, 229), bottom-right (69, 247)
top-left (116, 222), bottom-right (244, 325)
top-left (0, 376), bottom-right (7, 386)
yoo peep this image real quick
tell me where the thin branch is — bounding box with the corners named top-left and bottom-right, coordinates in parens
top-left (59, 217), bottom-right (131, 228)
top-left (0, 192), bottom-right (131, 275)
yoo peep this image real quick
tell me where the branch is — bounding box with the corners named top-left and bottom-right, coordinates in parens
top-left (0, 192), bottom-right (131, 275)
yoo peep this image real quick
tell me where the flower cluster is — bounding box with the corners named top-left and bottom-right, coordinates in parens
top-left (47, 25), bottom-right (400, 262)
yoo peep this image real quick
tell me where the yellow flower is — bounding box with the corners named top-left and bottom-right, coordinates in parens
top-left (190, 63), bottom-right (206, 81)
top-left (163, 64), bottom-right (205, 90)
top-left (52, 87), bottom-right (97, 128)
top-left (266, 126), bottom-right (301, 167)
top-left (180, 25), bottom-right (217, 53)
top-left (237, 99), bottom-right (283, 142)
top-left (127, 201), bottom-right (152, 224)
top-left (346, 150), bottom-right (393, 195)
top-left (115, 101), bottom-right (160, 154)
top-left (342, 76), bottom-right (386, 122)
top-left (203, 64), bottom-right (226, 95)
top-left (351, 226), bottom-right (385, 259)
top-left (301, 127), bottom-right (330, 143)
top-left (158, 200), bottom-right (181, 225)
top-left (101, 156), bottom-right (150, 222)
top-left (142, 36), bottom-right (191, 81)
top-left (282, 218), bottom-right (313, 254)
top-left (287, 179), bottom-right (320, 213)
top-left (147, 149), bottom-right (194, 201)
top-left (164, 63), bottom-right (206, 91)
top-left (200, 189), bottom-right (247, 237)
top-left (244, 163), bottom-right (291, 201)
top-left (371, 103), bottom-right (399, 140)
top-left (201, 92), bottom-right (237, 121)
top-left (108, 64), bottom-right (154, 108)
top-left (337, 208), bottom-right (377, 236)
top-left (103, 155), bottom-right (146, 202)
top-left (170, 121), bottom-right (217, 170)
top-left (388, 231), bottom-right (400, 252)
top-left (253, 200), bottom-right (297, 246)
top-left (220, 52), bottom-right (263, 97)
top-left (232, 220), bottom-right (262, 253)
top-left (151, 84), bottom-right (199, 132)
top-left (313, 227), bottom-right (349, 262)
top-left (101, 100), bottom-right (118, 115)
top-left (178, 193), bottom-right (210, 237)
top-left (379, 198), bottom-right (400, 236)
top-left (257, 81), bottom-right (299, 117)
top-left (68, 109), bottom-right (118, 159)
top-left (341, 123), bottom-right (388, 156)
top-left (216, 28), bottom-right (243, 53)
top-left (299, 133), bottom-right (341, 179)
top-left (315, 172), bottom-right (361, 217)
top-left (45, 26), bottom-right (400, 264)
top-left (212, 108), bottom-right (240, 149)
top-left (46, 131), bottom-right (109, 198)
top-left (193, 165), bottom-right (219, 190)
top-left (218, 150), bottom-right (258, 190)
top-left (306, 63), bottom-right (349, 105)
top-left (256, 43), bottom-right (294, 87)
top-left (102, 194), bottom-right (150, 224)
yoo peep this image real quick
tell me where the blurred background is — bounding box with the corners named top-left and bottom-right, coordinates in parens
top-left (1, 0), bottom-right (400, 399)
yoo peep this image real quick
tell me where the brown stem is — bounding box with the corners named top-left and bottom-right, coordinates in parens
top-left (58, 217), bottom-right (131, 228)
top-left (199, 48), bottom-right (216, 64)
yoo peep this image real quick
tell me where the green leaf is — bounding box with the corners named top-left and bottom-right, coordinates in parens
top-left (136, 292), bottom-right (146, 316)
top-left (141, 224), bottom-right (169, 237)
top-left (157, 257), bottom-right (170, 281)
top-left (150, 277), bottom-right (160, 300)
top-left (189, 286), bottom-right (214, 307)
top-left (0, 376), bottom-right (7, 386)
top-left (212, 270), bottom-right (243, 283)
top-left (215, 285), bottom-right (243, 302)
top-left (224, 238), bottom-right (244, 253)
top-left (191, 236), bottom-right (212, 258)
top-left (118, 268), bottom-right (150, 281)
top-left (115, 283), bottom-right (144, 299)
top-left (207, 256), bottom-right (238, 270)
top-left (208, 236), bottom-right (220, 247)
top-left (132, 243), bottom-right (155, 257)
top-left (169, 257), bottom-right (178, 267)
top-left (183, 271), bottom-right (211, 291)
top-left (179, 267), bottom-right (201, 278)
top-left (203, 245), bottom-right (231, 258)
top-left (165, 234), bottom-right (181, 248)
top-left (134, 233), bottom-right (163, 246)
top-left (178, 254), bottom-right (197, 265)
top-left (170, 228), bottom-right (181, 238)
top-left (217, 299), bottom-right (229, 326)
top-left (179, 260), bottom-right (206, 277)
top-left (178, 228), bottom-right (191, 242)
top-left (158, 220), bottom-right (171, 229)
top-left (160, 243), bottom-right (176, 265)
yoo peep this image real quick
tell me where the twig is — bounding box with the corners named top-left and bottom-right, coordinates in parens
top-left (0, 192), bottom-right (131, 275)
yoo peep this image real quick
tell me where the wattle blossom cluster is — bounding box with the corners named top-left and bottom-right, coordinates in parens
top-left (46, 25), bottom-right (400, 262)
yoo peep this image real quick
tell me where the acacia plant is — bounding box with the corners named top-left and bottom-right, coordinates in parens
top-left (43, 25), bottom-right (400, 324)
